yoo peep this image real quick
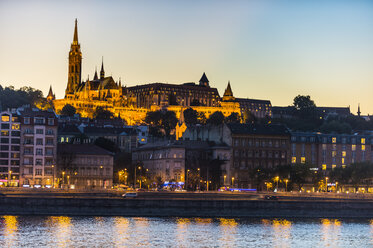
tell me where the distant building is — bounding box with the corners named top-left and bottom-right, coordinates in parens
top-left (57, 144), bottom-right (113, 189)
top-left (53, 19), bottom-right (271, 124)
top-left (272, 106), bottom-right (351, 119)
top-left (18, 107), bottom-right (58, 187)
top-left (0, 110), bottom-right (21, 186)
top-left (182, 123), bottom-right (291, 188)
top-left (291, 132), bottom-right (372, 170)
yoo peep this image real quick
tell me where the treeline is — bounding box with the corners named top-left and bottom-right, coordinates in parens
top-left (0, 85), bottom-right (44, 110)
top-left (272, 95), bottom-right (373, 133)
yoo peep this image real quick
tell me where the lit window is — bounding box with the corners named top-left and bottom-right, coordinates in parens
top-left (1, 115), bottom-right (10, 122)
top-left (322, 164), bottom-right (327, 170)
top-left (361, 138), bottom-right (365, 144)
top-left (342, 165), bottom-right (346, 168)
top-left (291, 157), bottom-right (296, 163)
top-left (342, 158), bottom-right (345, 164)
top-left (332, 137), bottom-right (336, 143)
top-left (332, 164), bottom-right (336, 169)
top-left (301, 157), bottom-right (306, 163)
top-left (11, 124), bottom-right (20, 130)
top-left (362, 145), bottom-right (366, 151)
top-left (342, 151), bottom-right (346, 157)
top-left (332, 151), bottom-right (336, 157)
top-left (352, 145), bottom-right (356, 151)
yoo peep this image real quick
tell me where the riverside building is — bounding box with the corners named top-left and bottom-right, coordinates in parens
top-left (0, 110), bottom-right (21, 186)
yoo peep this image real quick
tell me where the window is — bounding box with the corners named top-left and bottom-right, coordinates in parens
top-left (342, 151), bottom-right (346, 157)
top-left (1, 124), bottom-right (9, 129)
top-left (36, 159), bottom-right (42, 165)
top-left (35, 169), bottom-right (42, 175)
top-left (301, 157), bottom-right (306, 163)
top-left (34, 118), bottom-right (44, 125)
top-left (11, 124), bottom-right (20, 130)
top-left (46, 129), bottom-right (54, 135)
top-left (322, 164), bottom-right (327, 170)
top-left (36, 149), bottom-right (43, 155)
top-left (352, 145), bottom-right (356, 151)
top-left (332, 137), bottom-right (336, 143)
top-left (292, 157), bottom-right (296, 163)
top-left (48, 118), bottom-right (54, 125)
top-left (361, 138), bottom-right (366, 145)
top-left (332, 164), bottom-right (336, 169)
top-left (24, 117), bottom-right (30, 124)
top-left (1, 115), bottom-right (10, 122)
top-left (342, 158), bottom-right (345, 164)
top-left (362, 145), bottom-right (366, 151)
top-left (36, 139), bottom-right (43, 145)
top-left (1, 131), bottom-right (9, 136)
top-left (36, 129), bottom-right (43, 134)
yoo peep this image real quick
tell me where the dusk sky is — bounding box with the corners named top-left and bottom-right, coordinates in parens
top-left (0, 0), bottom-right (372, 114)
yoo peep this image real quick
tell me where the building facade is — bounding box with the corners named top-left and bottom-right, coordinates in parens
top-left (18, 108), bottom-right (58, 187)
top-left (0, 110), bottom-right (21, 186)
top-left (291, 132), bottom-right (372, 170)
top-left (57, 144), bottom-right (113, 189)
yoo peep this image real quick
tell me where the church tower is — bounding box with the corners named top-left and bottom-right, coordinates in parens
top-left (65, 19), bottom-right (82, 97)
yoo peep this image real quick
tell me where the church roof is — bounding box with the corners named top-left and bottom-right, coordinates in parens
top-left (199, 72), bottom-right (209, 84)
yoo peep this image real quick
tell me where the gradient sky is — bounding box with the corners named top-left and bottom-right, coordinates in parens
top-left (0, 0), bottom-right (372, 114)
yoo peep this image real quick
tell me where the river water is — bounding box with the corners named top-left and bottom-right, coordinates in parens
top-left (0, 216), bottom-right (372, 247)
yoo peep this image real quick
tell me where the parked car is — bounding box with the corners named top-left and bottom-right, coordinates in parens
top-left (122, 192), bottom-right (138, 198)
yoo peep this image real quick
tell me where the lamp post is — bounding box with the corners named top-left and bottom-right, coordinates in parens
top-left (284, 179), bottom-right (289, 192)
top-left (275, 176), bottom-right (279, 191)
top-left (186, 169), bottom-right (190, 190)
top-left (325, 177), bottom-right (328, 192)
top-left (232, 177), bottom-right (235, 187)
top-left (52, 165), bottom-right (55, 188)
top-left (224, 175), bottom-right (226, 185)
top-left (197, 168), bottom-right (200, 191)
top-left (62, 171), bottom-right (65, 187)
top-left (8, 170), bottom-right (12, 187)
top-left (134, 166), bottom-right (141, 189)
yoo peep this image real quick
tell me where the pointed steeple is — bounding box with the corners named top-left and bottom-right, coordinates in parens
top-left (100, 57), bottom-right (105, 79)
top-left (47, 85), bottom-right (55, 101)
top-left (94, 66), bottom-right (98, 80)
top-left (358, 104), bottom-right (361, 117)
top-left (199, 72), bottom-right (209, 87)
top-left (222, 81), bottom-right (235, 101)
top-left (73, 18), bottom-right (78, 44)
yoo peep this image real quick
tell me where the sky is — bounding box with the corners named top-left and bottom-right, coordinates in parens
top-left (0, 0), bottom-right (372, 114)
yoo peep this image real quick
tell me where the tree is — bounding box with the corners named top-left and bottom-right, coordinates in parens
top-left (144, 110), bottom-right (178, 137)
top-left (60, 104), bottom-right (76, 116)
top-left (225, 112), bottom-right (241, 124)
top-left (0, 85), bottom-right (43, 110)
top-left (183, 108), bottom-right (198, 125)
top-left (94, 106), bottom-right (114, 119)
top-left (293, 95), bottom-right (317, 119)
top-left (290, 163), bottom-right (312, 190)
top-left (197, 112), bottom-right (207, 124)
top-left (207, 111), bottom-right (225, 125)
top-left (94, 137), bottom-right (118, 153)
top-left (243, 110), bottom-right (257, 124)
top-left (319, 120), bottom-right (352, 134)
top-left (190, 99), bottom-right (201, 106)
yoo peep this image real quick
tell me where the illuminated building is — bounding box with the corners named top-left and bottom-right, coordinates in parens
top-left (0, 110), bottom-right (21, 186)
top-left (53, 20), bottom-right (271, 124)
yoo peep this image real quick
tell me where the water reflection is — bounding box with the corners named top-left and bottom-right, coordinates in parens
top-left (218, 218), bottom-right (238, 247)
top-left (261, 219), bottom-right (292, 248)
top-left (114, 217), bottom-right (130, 247)
top-left (2, 215), bottom-right (18, 247)
top-left (320, 219), bottom-right (341, 247)
top-left (46, 216), bottom-right (72, 248)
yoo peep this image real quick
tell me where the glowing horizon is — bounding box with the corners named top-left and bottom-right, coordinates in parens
top-left (0, 0), bottom-right (372, 114)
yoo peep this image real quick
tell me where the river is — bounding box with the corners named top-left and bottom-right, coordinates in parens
top-left (0, 216), bottom-right (372, 247)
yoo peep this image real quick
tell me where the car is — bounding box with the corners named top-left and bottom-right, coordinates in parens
top-left (264, 195), bottom-right (278, 200)
top-left (122, 192), bottom-right (138, 198)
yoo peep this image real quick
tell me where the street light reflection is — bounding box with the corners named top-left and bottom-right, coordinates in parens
top-left (46, 216), bottom-right (72, 247)
top-left (2, 215), bottom-right (18, 247)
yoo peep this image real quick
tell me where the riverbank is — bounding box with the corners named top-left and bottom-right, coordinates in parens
top-left (1, 195), bottom-right (373, 218)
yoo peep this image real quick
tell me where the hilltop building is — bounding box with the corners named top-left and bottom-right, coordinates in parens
top-left (53, 20), bottom-right (272, 124)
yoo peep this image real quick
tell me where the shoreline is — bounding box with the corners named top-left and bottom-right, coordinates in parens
top-left (1, 195), bottom-right (373, 218)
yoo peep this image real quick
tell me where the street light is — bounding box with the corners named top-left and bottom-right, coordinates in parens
top-left (52, 165), bottom-right (55, 188)
top-left (231, 177), bottom-right (235, 187)
top-left (198, 168), bottom-right (200, 191)
top-left (224, 175), bottom-right (226, 185)
top-left (8, 170), bottom-right (12, 187)
top-left (284, 179), bottom-right (289, 192)
top-left (62, 171), bottom-right (65, 186)
top-left (275, 176), bottom-right (279, 191)
top-left (325, 177), bottom-right (328, 192)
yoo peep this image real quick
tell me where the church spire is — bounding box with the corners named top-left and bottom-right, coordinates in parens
top-left (73, 18), bottom-right (78, 44)
top-left (100, 57), bottom-right (105, 79)
top-left (94, 66), bottom-right (98, 80)
top-left (199, 72), bottom-right (209, 87)
top-left (358, 104), bottom-right (361, 117)
top-left (47, 85), bottom-right (55, 102)
top-left (222, 81), bottom-right (235, 101)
